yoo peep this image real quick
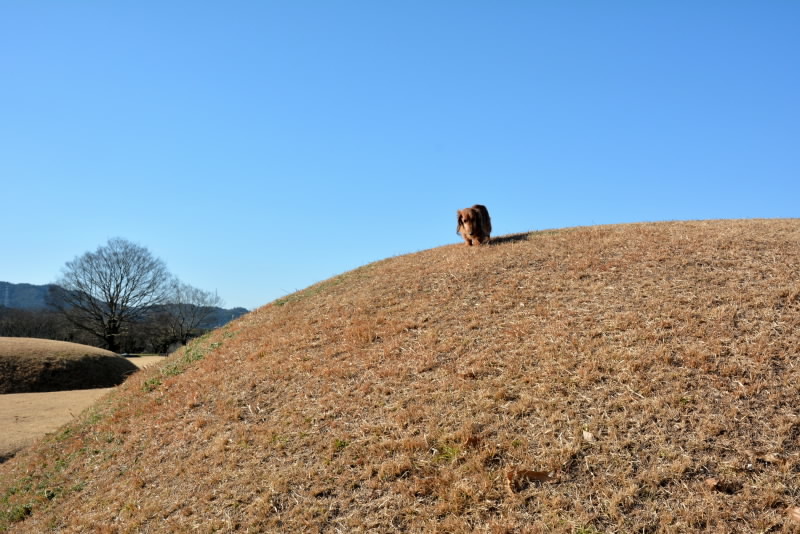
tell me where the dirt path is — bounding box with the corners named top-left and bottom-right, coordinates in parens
top-left (0, 356), bottom-right (163, 461)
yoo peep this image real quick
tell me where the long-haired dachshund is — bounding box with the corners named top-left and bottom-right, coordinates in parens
top-left (457, 204), bottom-right (492, 246)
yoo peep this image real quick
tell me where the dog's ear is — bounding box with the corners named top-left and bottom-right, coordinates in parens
top-left (457, 210), bottom-right (464, 234)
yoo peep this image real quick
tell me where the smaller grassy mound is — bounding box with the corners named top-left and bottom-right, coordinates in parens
top-left (0, 338), bottom-right (139, 393)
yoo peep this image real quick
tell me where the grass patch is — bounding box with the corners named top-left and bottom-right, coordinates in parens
top-left (142, 335), bottom-right (223, 391)
top-left (142, 377), bottom-right (162, 392)
top-left (1, 502), bottom-right (32, 523)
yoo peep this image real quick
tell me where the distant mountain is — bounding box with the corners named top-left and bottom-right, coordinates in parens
top-left (0, 281), bottom-right (248, 327)
top-left (0, 281), bottom-right (55, 310)
top-left (199, 307), bottom-right (250, 329)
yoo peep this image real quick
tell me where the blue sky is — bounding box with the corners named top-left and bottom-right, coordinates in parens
top-left (1, 2), bottom-right (798, 310)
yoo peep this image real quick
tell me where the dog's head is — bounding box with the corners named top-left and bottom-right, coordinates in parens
top-left (457, 208), bottom-right (480, 237)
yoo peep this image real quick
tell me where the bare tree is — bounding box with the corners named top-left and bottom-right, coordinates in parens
top-left (162, 280), bottom-right (223, 346)
top-left (0, 308), bottom-right (73, 340)
top-left (49, 238), bottom-right (171, 352)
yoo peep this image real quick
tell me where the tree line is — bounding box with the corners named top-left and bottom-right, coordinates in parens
top-left (0, 238), bottom-right (227, 354)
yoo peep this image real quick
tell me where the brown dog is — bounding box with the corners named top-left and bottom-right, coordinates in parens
top-left (457, 204), bottom-right (492, 246)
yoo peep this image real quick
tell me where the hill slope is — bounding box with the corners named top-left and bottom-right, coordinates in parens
top-left (2, 219), bottom-right (799, 533)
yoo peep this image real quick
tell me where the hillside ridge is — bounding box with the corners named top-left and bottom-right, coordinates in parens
top-left (1, 219), bottom-right (799, 533)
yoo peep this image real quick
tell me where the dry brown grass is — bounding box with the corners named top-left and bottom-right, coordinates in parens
top-left (0, 338), bottom-right (138, 393)
top-left (1, 219), bottom-right (799, 533)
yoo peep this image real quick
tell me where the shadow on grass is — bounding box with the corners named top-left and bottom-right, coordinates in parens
top-left (490, 232), bottom-right (533, 245)
top-left (490, 229), bottom-right (566, 246)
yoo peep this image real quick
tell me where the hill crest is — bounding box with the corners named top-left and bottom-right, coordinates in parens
top-left (2, 219), bottom-right (799, 533)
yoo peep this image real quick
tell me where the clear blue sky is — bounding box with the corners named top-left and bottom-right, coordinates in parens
top-left (2, 2), bottom-right (798, 310)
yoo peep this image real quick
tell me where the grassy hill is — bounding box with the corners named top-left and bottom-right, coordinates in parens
top-left (0, 338), bottom-right (138, 393)
top-left (1, 219), bottom-right (799, 533)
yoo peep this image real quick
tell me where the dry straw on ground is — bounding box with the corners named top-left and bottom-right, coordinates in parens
top-left (1, 219), bottom-right (799, 533)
